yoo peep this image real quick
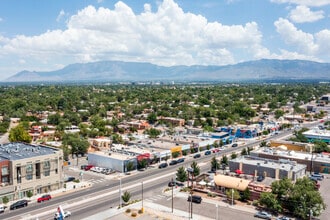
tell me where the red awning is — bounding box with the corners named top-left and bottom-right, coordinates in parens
top-left (235, 169), bottom-right (243, 175)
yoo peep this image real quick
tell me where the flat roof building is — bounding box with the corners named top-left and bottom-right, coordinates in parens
top-left (0, 142), bottom-right (63, 202)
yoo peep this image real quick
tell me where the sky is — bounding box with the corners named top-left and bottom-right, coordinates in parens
top-left (0, 0), bottom-right (330, 80)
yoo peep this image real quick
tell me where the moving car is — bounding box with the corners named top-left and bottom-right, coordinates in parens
top-left (232, 143), bottom-right (238, 147)
top-left (37, 194), bottom-right (52, 202)
top-left (204, 150), bottom-right (211, 155)
top-left (212, 148), bottom-right (220, 153)
top-left (158, 163), bottom-right (168, 169)
top-left (254, 211), bottom-right (272, 219)
top-left (54, 211), bottom-right (71, 219)
top-left (176, 158), bottom-right (185, 163)
top-left (193, 153), bottom-right (201, 159)
top-left (64, 176), bottom-right (76, 182)
top-left (187, 195), bottom-right (202, 204)
top-left (168, 181), bottom-right (184, 187)
top-left (10, 200), bottom-right (28, 210)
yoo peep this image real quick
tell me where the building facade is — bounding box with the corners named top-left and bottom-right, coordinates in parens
top-left (0, 142), bottom-right (63, 202)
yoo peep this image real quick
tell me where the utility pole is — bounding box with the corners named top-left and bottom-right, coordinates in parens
top-left (171, 177), bottom-right (174, 213)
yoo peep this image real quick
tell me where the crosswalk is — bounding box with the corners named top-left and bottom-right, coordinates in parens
top-left (145, 194), bottom-right (168, 202)
top-left (87, 178), bottom-right (107, 185)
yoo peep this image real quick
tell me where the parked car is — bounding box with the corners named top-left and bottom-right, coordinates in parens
top-left (168, 181), bottom-right (184, 187)
top-left (37, 194), bottom-right (52, 202)
top-left (212, 148), bottom-right (220, 153)
top-left (204, 150), bottom-right (211, 155)
top-left (193, 153), bottom-right (201, 159)
top-left (80, 165), bottom-right (87, 170)
top-left (257, 175), bottom-right (265, 182)
top-left (187, 195), bottom-right (202, 204)
top-left (169, 160), bottom-right (178, 166)
top-left (176, 158), bottom-right (185, 163)
top-left (84, 165), bottom-right (94, 171)
top-left (232, 143), bottom-right (238, 147)
top-left (311, 173), bottom-right (324, 180)
top-left (276, 216), bottom-right (291, 220)
top-left (64, 176), bottom-right (76, 182)
top-left (158, 163), bottom-right (168, 169)
top-left (54, 210), bottom-right (71, 219)
top-left (0, 204), bottom-right (5, 213)
top-left (10, 199), bottom-right (28, 210)
top-left (254, 211), bottom-right (272, 219)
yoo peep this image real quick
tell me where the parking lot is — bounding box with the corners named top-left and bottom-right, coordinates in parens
top-left (318, 173), bottom-right (330, 220)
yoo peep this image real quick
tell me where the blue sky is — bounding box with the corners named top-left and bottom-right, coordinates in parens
top-left (0, 0), bottom-right (330, 80)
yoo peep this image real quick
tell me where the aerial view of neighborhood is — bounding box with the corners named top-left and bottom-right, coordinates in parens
top-left (1, 1), bottom-right (330, 220)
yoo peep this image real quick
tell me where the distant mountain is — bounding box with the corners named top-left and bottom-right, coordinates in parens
top-left (4, 59), bottom-right (330, 83)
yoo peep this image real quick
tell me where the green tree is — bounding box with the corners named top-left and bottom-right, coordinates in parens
top-left (221, 155), bottom-right (228, 166)
top-left (26, 190), bottom-right (33, 198)
top-left (126, 161), bottom-right (135, 172)
top-left (9, 124), bottom-right (32, 143)
top-left (137, 159), bottom-right (148, 170)
top-left (176, 166), bottom-right (188, 183)
top-left (2, 196), bottom-right (9, 204)
top-left (258, 192), bottom-right (282, 213)
top-left (121, 191), bottom-right (131, 204)
top-left (240, 188), bottom-right (251, 202)
top-left (313, 140), bottom-right (330, 153)
top-left (62, 133), bottom-right (89, 165)
top-left (190, 161), bottom-right (200, 177)
top-left (210, 156), bottom-right (220, 171)
top-left (231, 152), bottom-right (237, 159)
top-left (241, 148), bottom-right (248, 156)
top-left (225, 189), bottom-right (240, 204)
top-left (147, 112), bottom-right (157, 124)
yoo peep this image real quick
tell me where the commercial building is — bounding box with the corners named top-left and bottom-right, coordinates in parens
top-left (302, 128), bottom-right (330, 143)
top-left (0, 142), bottom-right (63, 202)
top-left (251, 147), bottom-right (330, 173)
top-left (229, 155), bottom-right (306, 181)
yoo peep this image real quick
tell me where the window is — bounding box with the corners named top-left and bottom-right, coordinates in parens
top-left (1, 166), bottom-right (9, 175)
top-left (44, 161), bottom-right (50, 176)
top-left (1, 176), bottom-right (8, 183)
top-left (26, 164), bottom-right (33, 180)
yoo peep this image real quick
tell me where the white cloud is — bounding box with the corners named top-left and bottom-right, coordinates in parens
top-left (56, 9), bottom-right (66, 22)
top-left (271, 0), bottom-right (330, 7)
top-left (274, 18), bottom-right (318, 54)
top-left (0, 0), bottom-right (266, 67)
top-left (289, 5), bottom-right (324, 23)
top-left (0, 17), bottom-right (3, 22)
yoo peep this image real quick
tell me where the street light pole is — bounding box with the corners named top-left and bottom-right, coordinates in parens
top-left (142, 181), bottom-right (144, 210)
top-left (119, 177), bottom-right (122, 209)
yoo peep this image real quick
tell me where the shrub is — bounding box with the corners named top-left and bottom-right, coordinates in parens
top-left (138, 208), bottom-right (144, 214)
top-left (131, 212), bottom-right (137, 217)
top-left (126, 208), bottom-right (131, 213)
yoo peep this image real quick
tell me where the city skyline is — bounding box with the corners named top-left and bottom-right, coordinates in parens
top-left (0, 0), bottom-right (330, 80)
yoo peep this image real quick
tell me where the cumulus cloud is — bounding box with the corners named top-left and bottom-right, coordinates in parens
top-left (289, 5), bottom-right (324, 23)
top-left (0, 0), bottom-right (266, 67)
top-left (274, 17), bottom-right (330, 60)
top-left (271, 0), bottom-right (330, 7)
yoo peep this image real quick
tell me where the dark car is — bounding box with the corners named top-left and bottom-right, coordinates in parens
top-left (80, 165), bottom-right (87, 170)
top-left (232, 143), bottom-right (238, 147)
top-left (204, 150), bottom-right (211, 155)
top-left (169, 160), bottom-right (178, 166)
top-left (177, 158), bottom-right (185, 163)
top-left (168, 181), bottom-right (184, 187)
top-left (257, 176), bottom-right (265, 182)
top-left (65, 176), bottom-right (76, 182)
top-left (187, 195), bottom-right (202, 204)
top-left (37, 194), bottom-right (52, 202)
top-left (254, 211), bottom-right (272, 219)
top-left (10, 199), bottom-right (28, 210)
top-left (193, 153), bottom-right (201, 159)
top-left (158, 163), bottom-right (168, 169)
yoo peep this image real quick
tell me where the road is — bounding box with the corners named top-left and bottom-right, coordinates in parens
top-left (0, 120), bottom-right (323, 220)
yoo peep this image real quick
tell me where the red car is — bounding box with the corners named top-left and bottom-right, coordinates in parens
top-left (37, 194), bottom-right (52, 202)
top-left (212, 148), bottom-right (220, 153)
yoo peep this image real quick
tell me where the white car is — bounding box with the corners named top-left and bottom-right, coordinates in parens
top-left (54, 211), bottom-right (71, 219)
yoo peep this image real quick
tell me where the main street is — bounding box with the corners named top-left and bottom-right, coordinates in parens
top-left (1, 120), bottom-right (322, 219)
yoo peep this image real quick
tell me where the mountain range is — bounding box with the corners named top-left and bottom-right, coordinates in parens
top-left (4, 59), bottom-right (330, 83)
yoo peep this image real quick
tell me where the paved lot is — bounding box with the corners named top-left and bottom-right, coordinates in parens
top-left (318, 174), bottom-right (330, 220)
